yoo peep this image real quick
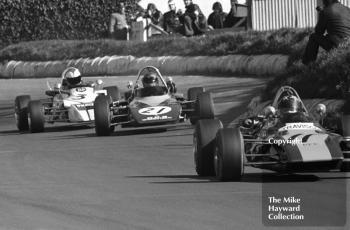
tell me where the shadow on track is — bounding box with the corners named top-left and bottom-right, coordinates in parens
top-left (50, 128), bottom-right (169, 139)
top-left (127, 172), bottom-right (350, 184)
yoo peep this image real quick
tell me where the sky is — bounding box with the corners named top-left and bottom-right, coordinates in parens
top-left (138, 0), bottom-right (247, 18)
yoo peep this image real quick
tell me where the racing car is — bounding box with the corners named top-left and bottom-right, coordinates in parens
top-left (14, 67), bottom-right (119, 133)
top-left (93, 66), bottom-right (214, 136)
top-left (193, 86), bottom-right (350, 181)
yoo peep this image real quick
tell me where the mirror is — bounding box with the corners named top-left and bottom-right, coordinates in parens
top-left (264, 106), bottom-right (276, 117)
top-left (166, 77), bottom-right (173, 83)
top-left (316, 104), bottom-right (326, 116)
top-left (54, 83), bottom-right (62, 90)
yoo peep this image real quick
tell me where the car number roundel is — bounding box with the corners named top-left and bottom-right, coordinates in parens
top-left (138, 106), bottom-right (172, 115)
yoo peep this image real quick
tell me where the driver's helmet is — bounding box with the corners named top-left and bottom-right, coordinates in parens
top-left (277, 95), bottom-right (301, 114)
top-left (142, 73), bottom-right (158, 87)
top-left (63, 67), bottom-right (82, 86)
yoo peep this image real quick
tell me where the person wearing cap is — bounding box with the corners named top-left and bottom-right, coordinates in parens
top-left (109, 2), bottom-right (129, 40)
top-left (163, 0), bottom-right (183, 34)
top-left (302, 0), bottom-right (350, 65)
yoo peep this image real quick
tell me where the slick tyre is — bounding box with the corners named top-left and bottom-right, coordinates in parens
top-left (187, 87), bottom-right (205, 101)
top-left (28, 100), bottom-right (45, 133)
top-left (104, 86), bottom-right (120, 102)
top-left (94, 95), bottom-right (112, 136)
top-left (340, 162), bottom-right (350, 172)
top-left (196, 92), bottom-right (214, 119)
top-left (187, 87), bottom-right (205, 124)
top-left (193, 119), bottom-right (223, 176)
top-left (14, 95), bottom-right (31, 131)
top-left (215, 128), bottom-right (244, 181)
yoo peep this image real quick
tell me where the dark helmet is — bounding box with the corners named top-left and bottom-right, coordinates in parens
top-left (62, 67), bottom-right (82, 86)
top-left (142, 73), bottom-right (158, 87)
top-left (277, 95), bottom-right (301, 113)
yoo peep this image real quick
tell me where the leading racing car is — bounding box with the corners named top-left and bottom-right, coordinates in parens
top-left (93, 66), bottom-right (215, 136)
top-left (14, 67), bottom-right (119, 133)
top-left (193, 86), bottom-right (350, 181)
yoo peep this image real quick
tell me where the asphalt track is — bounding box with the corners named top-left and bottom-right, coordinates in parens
top-left (0, 76), bottom-right (349, 230)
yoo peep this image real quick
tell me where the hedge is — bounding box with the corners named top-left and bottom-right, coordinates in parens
top-left (0, 28), bottom-right (312, 62)
top-left (0, 0), bottom-right (140, 48)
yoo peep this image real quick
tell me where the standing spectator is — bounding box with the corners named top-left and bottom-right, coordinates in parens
top-left (163, 0), bottom-right (183, 34)
top-left (224, 0), bottom-right (244, 28)
top-left (109, 2), bottom-right (129, 40)
top-left (208, 2), bottom-right (227, 29)
top-left (182, 3), bottom-right (208, 36)
top-left (302, 0), bottom-right (350, 65)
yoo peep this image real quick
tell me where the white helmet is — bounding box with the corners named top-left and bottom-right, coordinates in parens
top-left (62, 67), bottom-right (82, 86)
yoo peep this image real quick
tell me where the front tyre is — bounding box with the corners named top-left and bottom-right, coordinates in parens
top-left (104, 86), bottom-right (120, 102)
top-left (193, 119), bottom-right (223, 176)
top-left (94, 95), bottom-right (112, 136)
top-left (14, 95), bottom-right (31, 131)
top-left (215, 128), bottom-right (244, 181)
top-left (28, 100), bottom-right (45, 133)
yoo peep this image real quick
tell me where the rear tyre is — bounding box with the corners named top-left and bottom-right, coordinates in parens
top-left (187, 87), bottom-right (205, 101)
top-left (215, 128), bottom-right (244, 181)
top-left (196, 92), bottom-right (214, 119)
top-left (94, 95), bottom-right (112, 136)
top-left (193, 119), bottom-right (223, 176)
top-left (14, 95), bottom-right (31, 131)
top-left (28, 100), bottom-right (45, 133)
top-left (340, 162), bottom-right (350, 172)
top-left (187, 87), bottom-right (205, 124)
top-left (124, 90), bottom-right (132, 100)
top-left (104, 86), bottom-right (120, 102)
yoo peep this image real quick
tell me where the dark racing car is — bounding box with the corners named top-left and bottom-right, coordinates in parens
top-left (193, 86), bottom-right (350, 181)
top-left (93, 66), bottom-right (214, 136)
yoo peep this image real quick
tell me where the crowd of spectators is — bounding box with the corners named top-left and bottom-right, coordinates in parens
top-left (109, 0), bottom-right (247, 40)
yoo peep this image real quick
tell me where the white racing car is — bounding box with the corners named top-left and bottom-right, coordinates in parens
top-left (14, 67), bottom-right (119, 133)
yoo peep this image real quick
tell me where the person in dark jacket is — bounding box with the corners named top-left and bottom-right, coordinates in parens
top-left (182, 3), bottom-right (208, 36)
top-left (224, 0), bottom-right (244, 28)
top-left (208, 2), bottom-right (227, 29)
top-left (302, 0), bottom-right (350, 65)
top-left (163, 0), bottom-right (183, 34)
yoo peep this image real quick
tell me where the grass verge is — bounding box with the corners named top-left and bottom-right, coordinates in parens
top-left (0, 28), bottom-right (311, 62)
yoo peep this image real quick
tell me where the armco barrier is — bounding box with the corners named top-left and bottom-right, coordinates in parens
top-left (0, 54), bottom-right (288, 79)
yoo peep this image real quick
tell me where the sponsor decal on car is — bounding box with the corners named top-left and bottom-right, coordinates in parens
top-left (138, 106), bottom-right (172, 115)
top-left (75, 103), bottom-right (94, 108)
top-left (142, 115), bottom-right (172, 121)
top-left (278, 123), bottom-right (320, 131)
top-left (75, 87), bottom-right (87, 92)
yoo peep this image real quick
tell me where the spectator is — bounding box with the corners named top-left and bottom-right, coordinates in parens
top-left (302, 0), bottom-right (350, 65)
top-left (182, 3), bottom-right (208, 36)
top-left (224, 0), bottom-right (244, 28)
top-left (144, 3), bottom-right (164, 36)
top-left (109, 2), bottom-right (129, 40)
top-left (163, 0), bottom-right (183, 34)
top-left (208, 2), bottom-right (227, 29)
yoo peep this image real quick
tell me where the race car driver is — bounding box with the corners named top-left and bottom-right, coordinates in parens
top-left (141, 73), bottom-right (166, 96)
top-left (61, 67), bottom-right (84, 89)
top-left (277, 95), bottom-right (313, 123)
